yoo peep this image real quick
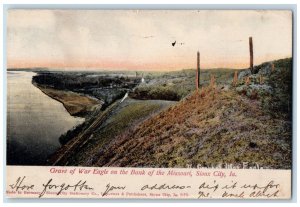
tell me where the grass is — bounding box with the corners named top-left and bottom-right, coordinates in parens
top-left (92, 87), bottom-right (291, 169)
top-left (64, 98), bottom-right (176, 166)
top-left (130, 68), bottom-right (240, 101)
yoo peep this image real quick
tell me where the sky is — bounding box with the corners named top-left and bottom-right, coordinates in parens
top-left (7, 10), bottom-right (292, 71)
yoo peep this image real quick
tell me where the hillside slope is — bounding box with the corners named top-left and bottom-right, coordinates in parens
top-left (91, 60), bottom-right (292, 169)
top-left (51, 98), bottom-right (176, 166)
top-left (92, 89), bottom-right (291, 169)
top-left (48, 58), bottom-right (292, 169)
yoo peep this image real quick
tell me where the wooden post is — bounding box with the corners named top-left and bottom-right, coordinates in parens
top-left (233, 71), bottom-right (238, 87)
top-left (196, 51), bottom-right (200, 91)
top-left (249, 37), bottom-right (254, 74)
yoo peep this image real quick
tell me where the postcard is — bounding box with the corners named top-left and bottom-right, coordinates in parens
top-left (6, 9), bottom-right (292, 199)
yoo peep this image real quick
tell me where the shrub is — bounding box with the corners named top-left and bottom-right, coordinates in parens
top-left (129, 86), bottom-right (181, 101)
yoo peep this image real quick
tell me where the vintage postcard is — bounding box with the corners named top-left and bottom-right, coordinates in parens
top-left (6, 9), bottom-right (292, 199)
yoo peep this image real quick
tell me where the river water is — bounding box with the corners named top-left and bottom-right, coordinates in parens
top-left (7, 71), bottom-right (84, 165)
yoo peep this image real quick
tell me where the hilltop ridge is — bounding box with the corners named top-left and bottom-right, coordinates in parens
top-left (87, 58), bottom-right (292, 169)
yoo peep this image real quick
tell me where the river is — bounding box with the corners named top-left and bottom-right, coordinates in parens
top-left (7, 71), bottom-right (84, 165)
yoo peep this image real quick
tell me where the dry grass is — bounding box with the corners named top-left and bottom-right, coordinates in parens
top-left (93, 87), bottom-right (291, 169)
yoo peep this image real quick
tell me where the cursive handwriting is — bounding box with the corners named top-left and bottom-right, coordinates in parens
top-left (102, 183), bottom-right (126, 197)
top-left (9, 176), bottom-right (34, 191)
top-left (141, 183), bottom-right (191, 191)
top-left (39, 178), bottom-right (93, 198)
top-left (240, 180), bottom-right (279, 193)
top-left (199, 181), bottom-right (219, 192)
top-left (8, 175), bottom-right (284, 199)
top-left (222, 191), bottom-right (245, 198)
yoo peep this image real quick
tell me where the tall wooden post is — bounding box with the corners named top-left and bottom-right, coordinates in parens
top-left (196, 51), bottom-right (200, 91)
top-left (249, 37), bottom-right (254, 74)
top-left (233, 71), bottom-right (238, 87)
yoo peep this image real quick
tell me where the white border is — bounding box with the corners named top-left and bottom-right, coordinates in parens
top-left (0, 0), bottom-right (299, 207)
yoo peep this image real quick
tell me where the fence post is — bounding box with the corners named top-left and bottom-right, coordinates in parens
top-left (196, 51), bottom-right (200, 91)
top-left (249, 37), bottom-right (254, 74)
top-left (233, 71), bottom-right (238, 86)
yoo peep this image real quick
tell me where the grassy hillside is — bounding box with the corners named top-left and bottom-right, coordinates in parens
top-left (59, 98), bottom-right (176, 166)
top-left (87, 58), bottom-right (292, 169)
top-left (49, 58), bottom-right (292, 169)
top-left (93, 88), bottom-right (291, 169)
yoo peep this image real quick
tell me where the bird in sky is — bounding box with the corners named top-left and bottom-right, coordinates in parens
top-left (172, 41), bottom-right (185, 47)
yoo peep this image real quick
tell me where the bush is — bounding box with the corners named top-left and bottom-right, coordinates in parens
top-left (129, 86), bottom-right (181, 101)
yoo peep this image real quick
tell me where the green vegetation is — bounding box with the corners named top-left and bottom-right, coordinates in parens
top-left (86, 59), bottom-right (292, 169)
top-left (32, 71), bottom-right (140, 108)
top-left (234, 58), bottom-right (292, 119)
top-left (93, 89), bottom-right (291, 169)
top-left (48, 58), bottom-right (292, 169)
top-left (63, 98), bottom-right (175, 166)
top-left (130, 68), bottom-right (240, 101)
top-left (265, 58), bottom-right (292, 118)
top-left (129, 85), bottom-right (181, 101)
